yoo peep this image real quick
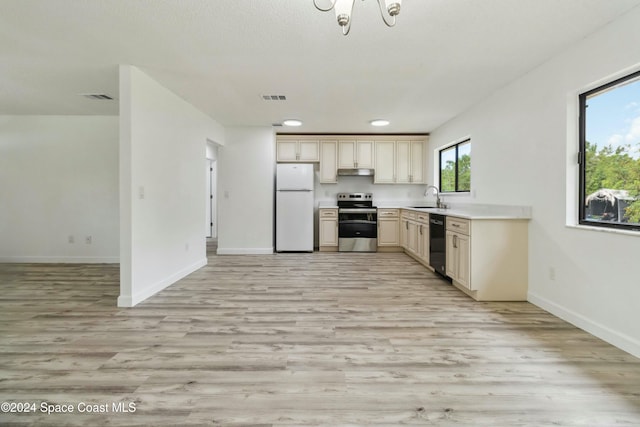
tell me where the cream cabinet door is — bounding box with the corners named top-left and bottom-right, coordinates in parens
top-left (410, 140), bottom-right (424, 184)
top-left (374, 140), bottom-right (395, 183)
top-left (277, 140), bottom-right (298, 162)
top-left (378, 218), bottom-right (399, 246)
top-left (446, 231), bottom-right (471, 289)
top-left (395, 140), bottom-right (411, 183)
top-left (355, 140), bottom-right (374, 168)
top-left (338, 140), bottom-right (356, 168)
top-left (319, 140), bottom-right (338, 183)
top-left (417, 222), bottom-right (430, 265)
top-left (456, 233), bottom-right (470, 289)
top-left (407, 220), bottom-right (418, 255)
top-left (298, 140), bottom-right (319, 162)
top-left (320, 219), bottom-right (338, 246)
top-left (400, 217), bottom-right (409, 249)
top-left (446, 231), bottom-right (456, 279)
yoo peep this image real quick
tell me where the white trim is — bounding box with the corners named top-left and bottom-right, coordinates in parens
top-left (216, 247), bottom-right (274, 255)
top-left (528, 291), bottom-right (640, 359)
top-left (117, 257), bottom-right (207, 307)
top-left (0, 256), bottom-right (119, 264)
top-left (566, 223), bottom-right (640, 237)
top-left (116, 295), bottom-right (132, 307)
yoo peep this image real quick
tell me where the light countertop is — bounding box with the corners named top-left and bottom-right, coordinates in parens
top-left (403, 206), bottom-right (531, 220)
top-left (318, 201), bottom-right (531, 220)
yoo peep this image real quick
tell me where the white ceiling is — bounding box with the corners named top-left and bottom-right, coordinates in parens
top-left (2, 0), bottom-right (639, 134)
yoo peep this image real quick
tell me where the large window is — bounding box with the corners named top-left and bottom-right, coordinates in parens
top-left (440, 139), bottom-right (471, 193)
top-left (579, 70), bottom-right (640, 231)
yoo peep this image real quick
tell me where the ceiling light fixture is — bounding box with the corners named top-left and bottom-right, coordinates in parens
top-left (283, 119), bottom-right (303, 127)
top-left (370, 119), bottom-right (390, 127)
top-left (313, 0), bottom-right (402, 35)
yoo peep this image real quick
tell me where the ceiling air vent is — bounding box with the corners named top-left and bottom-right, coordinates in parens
top-left (261, 95), bottom-right (286, 101)
top-left (80, 93), bottom-right (114, 100)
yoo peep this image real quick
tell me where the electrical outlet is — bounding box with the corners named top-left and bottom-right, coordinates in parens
top-left (68, 235), bottom-right (75, 244)
top-left (185, 243), bottom-right (189, 252)
top-left (85, 236), bottom-right (92, 244)
top-left (549, 267), bottom-right (556, 281)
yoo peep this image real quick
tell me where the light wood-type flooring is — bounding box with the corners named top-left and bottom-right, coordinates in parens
top-left (1, 244), bottom-right (640, 426)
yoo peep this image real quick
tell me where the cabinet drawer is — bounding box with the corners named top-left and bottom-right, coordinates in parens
top-left (446, 217), bottom-right (470, 235)
top-left (319, 209), bottom-right (338, 218)
top-left (416, 213), bottom-right (429, 222)
top-left (401, 209), bottom-right (416, 219)
top-left (378, 208), bottom-right (399, 218)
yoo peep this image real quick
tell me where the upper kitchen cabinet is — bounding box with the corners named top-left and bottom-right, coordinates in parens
top-left (374, 137), bottom-right (427, 184)
top-left (338, 139), bottom-right (374, 169)
top-left (276, 137), bottom-right (319, 162)
top-left (396, 140), bottom-right (424, 184)
top-left (373, 140), bottom-right (396, 183)
top-left (319, 140), bottom-right (338, 184)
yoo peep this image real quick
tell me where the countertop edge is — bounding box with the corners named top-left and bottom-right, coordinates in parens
top-left (317, 203), bottom-right (532, 220)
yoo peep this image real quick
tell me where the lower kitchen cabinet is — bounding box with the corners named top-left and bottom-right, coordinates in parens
top-left (401, 210), bottom-right (431, 268)
top-left (446, 228), bottom-right (470, 288)
top-left (377, 209), bottom-right (401, 250)
top-left (445, 216), bottom-right (528, 301)
top-left (318, 208), bottom-right (338, 251)
top-left (416, 213), bottom-right (430, 266)
top-left (400, 210), bottom-right (414, 252)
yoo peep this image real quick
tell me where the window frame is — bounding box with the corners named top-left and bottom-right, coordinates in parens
top-left (578, 69), bottom-right (640, 232)
top-left (439, 138), bottom-right (471, 193)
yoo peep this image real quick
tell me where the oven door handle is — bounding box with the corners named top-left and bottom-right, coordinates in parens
top-left (338, 208), bottom-right (377, 214)
top-left (339, 220), bottom-right (377, 225)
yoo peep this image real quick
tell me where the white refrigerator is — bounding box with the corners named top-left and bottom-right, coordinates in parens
top-left (276, 163), bottom-right (314, 252)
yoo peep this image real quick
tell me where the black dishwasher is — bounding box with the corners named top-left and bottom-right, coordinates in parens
top-left (429, 214), bottom-right (448, 279)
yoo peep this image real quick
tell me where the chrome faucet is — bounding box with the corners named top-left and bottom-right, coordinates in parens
top-left (424, 185), bottom-right (443, 208)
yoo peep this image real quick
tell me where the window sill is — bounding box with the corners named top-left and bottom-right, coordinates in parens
top-left (439, 191), bottom-right (472, 197)
top-left (566, 223), bottom-right (639, 237)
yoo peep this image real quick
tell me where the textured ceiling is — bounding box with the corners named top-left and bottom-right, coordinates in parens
top-left (1, 0), bottom-right (639, 133)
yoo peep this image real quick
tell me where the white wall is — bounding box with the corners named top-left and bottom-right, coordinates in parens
top-left (118, 65), bottom-right (224, 307)
top-left (217, 127), bottom-right (275, 254)
top-left (428, 7), bottom-right (640, 357)
top-left (315, 177), bottom-right (431, 205)
top-left (0, 115), bottom-right (119, 262)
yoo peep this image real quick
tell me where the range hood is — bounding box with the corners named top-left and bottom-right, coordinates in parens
top-left (337, 168), bottom-right (375, 176)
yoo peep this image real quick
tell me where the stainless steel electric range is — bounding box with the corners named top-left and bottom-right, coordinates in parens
top-left (337, 192), bottom-right (377, 252)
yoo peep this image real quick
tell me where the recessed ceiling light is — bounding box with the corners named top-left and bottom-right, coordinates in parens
top-left (370, 119), bottom-right (390, 127)
top-left (283, 119), bottom-right (302, 127)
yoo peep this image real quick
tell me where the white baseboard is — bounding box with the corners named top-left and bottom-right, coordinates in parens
top-left (0, 256), bottom-right (119, 263)
top-left (117, 257), bottom-right (207, 308)
top-left (528, 291), bottom-right (640, 358)
top-left (216, 247), bottom-right (274, 255)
